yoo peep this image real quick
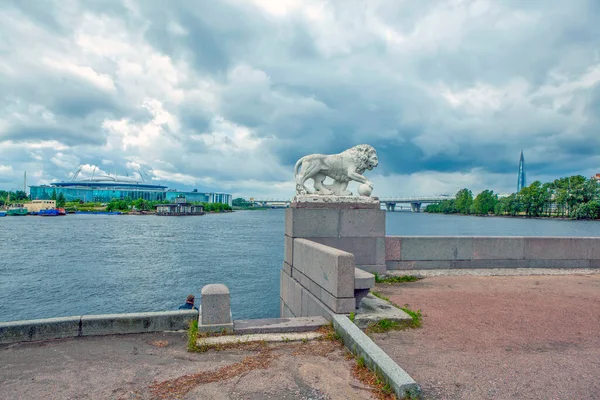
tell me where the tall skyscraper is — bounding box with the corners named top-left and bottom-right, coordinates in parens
top-left (517, 151), bottom-right (526, 192)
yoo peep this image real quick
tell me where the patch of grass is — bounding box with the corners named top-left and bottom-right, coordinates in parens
top-left (366, 294), bottom-right (423, 332)
top-left (356, 356), bottom-right (365, 368)
top-left (349, 311), bottom-right (355, 322)
top-left (187, 319), bottom-right (202, 352)
top-left (365, 319), bottom-right (403, 334)
top-left (371, 291), bottom-right (391, 303)
top-left (400, 306), bottom-right (423, 329)
top-left (375, 274), bottom-right (421, 284)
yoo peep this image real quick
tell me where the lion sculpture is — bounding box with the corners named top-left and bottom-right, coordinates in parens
top-left (294, 144), bottom-right (379, 196)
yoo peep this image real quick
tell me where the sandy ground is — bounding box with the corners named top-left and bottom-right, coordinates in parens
top-left (0, 332), bottom-right (374, 400)
top-left (373, 274), bottom-right (600, 400)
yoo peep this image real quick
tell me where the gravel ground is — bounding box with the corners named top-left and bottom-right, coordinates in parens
top-left (373, 274), bottom-right (600, 400)
top-left (0, 332), bottom-right (373, 400)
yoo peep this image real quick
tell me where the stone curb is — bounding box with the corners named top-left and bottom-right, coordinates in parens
top-left (0, 310), bottom-right (198, 344)
top-left (332, 314), bottom-right (421, 399)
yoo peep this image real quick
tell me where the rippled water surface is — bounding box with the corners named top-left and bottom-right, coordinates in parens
top-left (1, 210), bottom-right (599, 322)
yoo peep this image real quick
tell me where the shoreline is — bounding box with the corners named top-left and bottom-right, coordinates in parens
top-left (422, 212), bottom-right (596, 222)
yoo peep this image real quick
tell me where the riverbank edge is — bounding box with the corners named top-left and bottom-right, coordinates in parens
top-left (0, 310), bottom-right (198, 344)
top-left (422, 211), bottom-right (597, 221)
top-left (0, 310), bottom-right (421, 399)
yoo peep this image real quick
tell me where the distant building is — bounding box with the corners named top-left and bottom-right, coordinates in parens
top-left (26, 200), bottom-right (56, 213)
top-left (155, 195), bottom-right (204, 216)
top-left (30, 176), bottom-right (167, 203)
top-left (517, 151), bottom-right (526, 192)
top-left (29, 171), bottom-right (232, 206)
top-left (593, 173), bottom-right (600, 182)
top-left (165, 190), bottom-right (232, 206)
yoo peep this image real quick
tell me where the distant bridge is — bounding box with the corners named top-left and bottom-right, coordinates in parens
top-left (250, 195), bottom-right (454, 212)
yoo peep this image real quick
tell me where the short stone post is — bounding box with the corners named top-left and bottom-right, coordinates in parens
top-left (199, 284), bottom-right (234, 334)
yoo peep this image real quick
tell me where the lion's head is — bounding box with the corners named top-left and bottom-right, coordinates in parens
top-left (346, 144), bottom-right (379, 173)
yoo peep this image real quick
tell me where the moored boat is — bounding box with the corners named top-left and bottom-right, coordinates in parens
top-left (0, 211), bottom-right (6, 217)
top-left (39, 208), bottom-right (67, 216)
top-left (7, 206), bottom-right (28, 216)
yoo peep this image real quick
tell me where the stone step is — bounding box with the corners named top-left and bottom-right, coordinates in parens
top-left (233, 316), bottom-right (328, 335)
top-left (355, 268), bottom-right (375, 289)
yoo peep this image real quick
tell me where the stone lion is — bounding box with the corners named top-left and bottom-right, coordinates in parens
top-left (294, 144), bottom-right (379, 196)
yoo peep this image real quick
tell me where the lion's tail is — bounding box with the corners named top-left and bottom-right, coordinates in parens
top-left (294, 156), bottom-right (306, 177)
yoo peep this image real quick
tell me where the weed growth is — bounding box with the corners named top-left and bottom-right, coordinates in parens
top-left (374, 274), bottom-right (421, 284)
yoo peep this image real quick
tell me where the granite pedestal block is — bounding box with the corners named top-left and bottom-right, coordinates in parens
top-left (199, 284), bottom-right (234, 333)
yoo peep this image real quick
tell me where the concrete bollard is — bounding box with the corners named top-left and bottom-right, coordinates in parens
top-left (199, 284), bottom-right (234, 333)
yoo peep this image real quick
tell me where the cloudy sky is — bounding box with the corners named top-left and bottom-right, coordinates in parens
top-left (1, 0), bottom-right (599, 198)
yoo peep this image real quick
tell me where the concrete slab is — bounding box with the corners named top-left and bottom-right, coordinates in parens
top-left (311, 237), bottom-right (386, 265)
top-left (284, 234), bottom-right (293, 265)
top-left (198, 332), bottom-right (323, 347)
top-left (400, 236), bottom-right (474, 261)
top-left (453, 259), bottom-right (530, 269)
top-left (354, 268), bottom-right (375, 290)
top-left (339, 209), bottom-right (386, 238)
top-left (282, 261), bottom-right (292, 276)
top-left (354, 294), bottom-right (412, 329)
top-left (0, 316), bottom-right (80, 344)
top-left (81, 311), bottom-right (197, 336)
top-left (357, 264), bottom-right (387, 275)
top-left (292, 238), bottom-right (355, 298)
top-left (285, 208), bottom-right (340, 238)
top-left (233, 317), bottom-right (328, 335)
top-left (291, 266), bottom-right (355, 313)
top-left (524, 237), bottom-right (594, 260)
top-left (473, 237), bottom-right (525, 260)
top-left (385, 236), bottom-right (402, 261)
top-left (387, 260), bottom-right (454, 270)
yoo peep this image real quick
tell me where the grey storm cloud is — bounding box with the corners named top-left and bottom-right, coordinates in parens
top-left (1, 0), bottom-right (599, 196)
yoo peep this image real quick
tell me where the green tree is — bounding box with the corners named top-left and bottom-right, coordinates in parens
top-left (14, 190), bottom-right (28, 201)
top-left (51, 190), bottom-right (57, 201)
top-left (574, 201), bottom-right (600, 220)
top-left (472, 190), bottom-right (498, 215)
top-left (518, 181), bottom-right (551, 217)
top-left (455, 189), bottom-right (473, 214)
top-left (56, 193), bottom-right (66, 208)
top-left (232, 198), bottom-right (252, 207)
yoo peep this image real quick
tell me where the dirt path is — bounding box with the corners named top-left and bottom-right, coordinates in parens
top-left (374, 274), bottom-right (600, 399)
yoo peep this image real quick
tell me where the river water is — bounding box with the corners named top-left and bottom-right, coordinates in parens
top-left (1, 210), bottom-right (599, 322)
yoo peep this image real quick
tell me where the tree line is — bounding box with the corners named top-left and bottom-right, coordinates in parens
top-left (105, 197), bottom-right (232, 213)
top-left (425, 175), bottom-right (600, 220)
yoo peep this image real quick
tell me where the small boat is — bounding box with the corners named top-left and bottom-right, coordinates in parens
top-left (0, 211), bottom-right (6, 217)
top-left (7, 206), bottom-right (28, 216)
top-left (39, 208), bottom-right (67, 217)
top-left (40, 209), bottom-right (59, 216)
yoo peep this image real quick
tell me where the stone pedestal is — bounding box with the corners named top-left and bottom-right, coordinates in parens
top-left (285, 196), bottom-right (386, 275)
top-left (199, 284), bottom-right (234, 333)
top-left (281, 196), bottom-right (383, 319)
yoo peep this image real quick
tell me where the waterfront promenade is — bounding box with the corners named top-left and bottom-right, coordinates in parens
top-left (2, 270), bottom-right (598, 399)
top-left (0, 331), bottom-right (372, 399)
top-left (374, 272), bottom-right (600, 399)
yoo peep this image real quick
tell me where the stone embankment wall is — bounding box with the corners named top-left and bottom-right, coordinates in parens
top-left (385, 236), bottom-right (600, 270)
top-left (0, 310), bottom-right (197, 344)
